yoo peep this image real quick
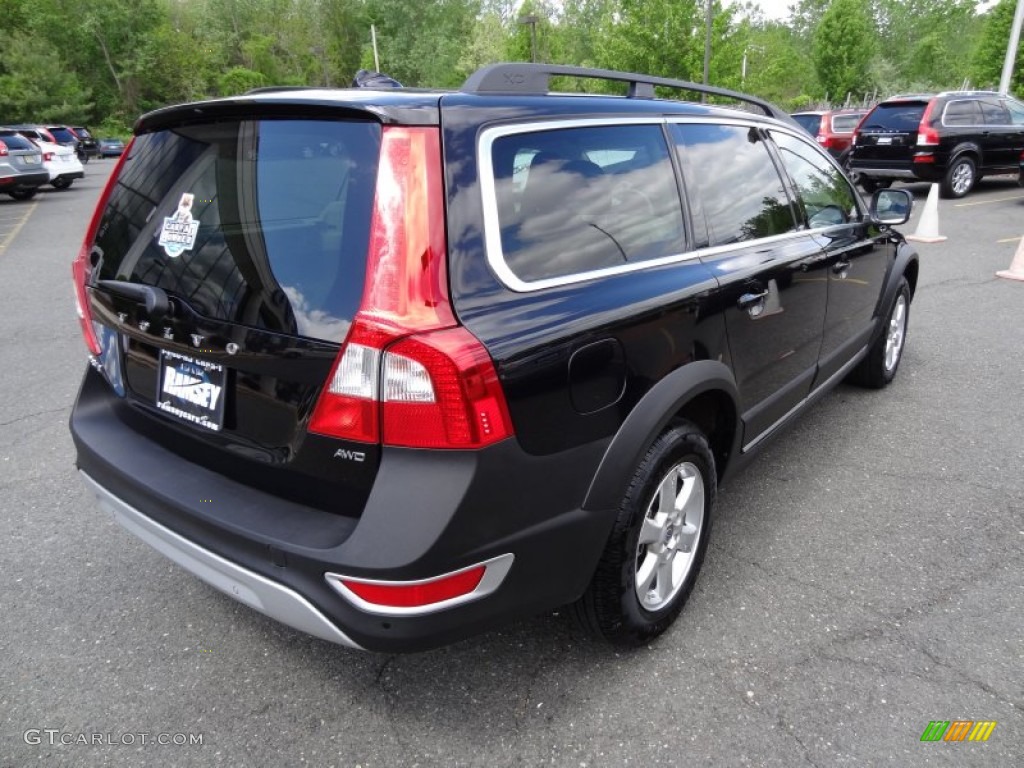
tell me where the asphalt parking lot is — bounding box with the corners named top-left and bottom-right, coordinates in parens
top-left (2, 165), bottom-right (1022, 767)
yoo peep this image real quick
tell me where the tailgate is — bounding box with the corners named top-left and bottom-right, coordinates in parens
top-left (84, 114), bottom-right (385, 514)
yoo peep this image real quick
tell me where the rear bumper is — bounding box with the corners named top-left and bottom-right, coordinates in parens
top-left (81, 471), bottom-right (364, 649)
top-left (0, 170), bottom-right (49, 190)
top-left (71, 366), bottom-right (613, 652)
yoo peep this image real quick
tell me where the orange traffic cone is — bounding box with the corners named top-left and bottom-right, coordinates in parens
top-left (996, 236), bottom-right (1024, 282)
top-left (906, 183), bottom-right (947, 243)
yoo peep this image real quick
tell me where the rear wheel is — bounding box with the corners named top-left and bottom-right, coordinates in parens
top-left (860, 177), bottom-right (891, 194)
top-left (51, 177), bottom-right (73, 190)
top-left (940, 155), bottom-right (975, 199)
top-left (571, 422), bottom-right (715, 646)
top-left (7, 188), bottom-right (38, 201)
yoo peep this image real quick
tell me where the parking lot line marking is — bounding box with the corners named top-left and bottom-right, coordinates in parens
top-left (997, 236), bottom-right (1022, 244)
top-left (0, 201), bottom-right (38, 255)
top-left (954, 194), bottom-right (1024, 208)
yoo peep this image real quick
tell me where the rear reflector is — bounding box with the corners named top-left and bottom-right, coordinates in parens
top-left (325, 553), bottom-right (515, 615)
top-left (341, 567), bottom-right (485, 608)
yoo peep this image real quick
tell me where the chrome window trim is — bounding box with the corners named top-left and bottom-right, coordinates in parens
top-left (479, 115), bottom-right (798, 293)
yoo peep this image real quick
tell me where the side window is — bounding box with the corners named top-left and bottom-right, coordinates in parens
top-left (490, 124), bottom-right (685, 283)
top-left (943, 100), bottom-right (983, 126)
top-left (1006, 98), bottom-right (1024, 125)
top-left (979, 100), bottom-right (1010, 125)
top-left (672, 123), bottom-right (796, 246)
top-left (772, 132), bottom-right (859, 228)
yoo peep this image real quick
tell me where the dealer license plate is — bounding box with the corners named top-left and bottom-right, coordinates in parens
top-left (156, 350), bottom-right (226, 432)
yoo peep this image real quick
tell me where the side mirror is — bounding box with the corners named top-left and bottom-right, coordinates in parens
top-left (870, 188), bottom-right (913, 225)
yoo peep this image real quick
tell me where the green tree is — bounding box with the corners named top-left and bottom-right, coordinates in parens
top-left (812, 0), bottom-right (876, 103)
top-left (972, 0), bottom-right (1024, 93)
top-left (0, 33), bottom-right (93, 122)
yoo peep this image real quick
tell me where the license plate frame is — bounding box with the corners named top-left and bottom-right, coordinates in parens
top-left (156, 350), bottom-right (226, 432)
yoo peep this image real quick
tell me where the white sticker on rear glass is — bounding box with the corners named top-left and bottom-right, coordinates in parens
top-left (158, 193), bottom-right (200, 258)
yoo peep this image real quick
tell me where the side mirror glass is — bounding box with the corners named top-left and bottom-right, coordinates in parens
top-left (871, 188), bottom-right (913, 225)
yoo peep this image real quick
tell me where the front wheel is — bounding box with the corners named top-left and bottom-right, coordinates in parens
top-left (848, 277), bottom-right (910, 388)
top-left (571, 422), bottom-right (715, 646)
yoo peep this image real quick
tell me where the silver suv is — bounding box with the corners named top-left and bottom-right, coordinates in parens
top-left (0, 128), bottom-right (49, 200)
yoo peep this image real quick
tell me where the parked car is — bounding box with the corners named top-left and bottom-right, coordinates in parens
top-left (97, 137), bottom-right (125, 158)
top-left (0, 129), bottom-right (50, 200)
top-left (70, 63), bottom-right (918, 653)
top-left (848, 90), bottom-right (1024, 198)
top-left (791, 108), bottom-right (868, 159)
top-left (70, 126), bottom-right (99, 161)
top-left (8, 124), bottom-right (85, 189)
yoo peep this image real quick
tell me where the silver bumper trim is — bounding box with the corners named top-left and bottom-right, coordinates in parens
top-left (80, 471), bottom-right (364, 649)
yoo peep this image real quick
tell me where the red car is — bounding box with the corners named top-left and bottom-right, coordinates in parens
top-left (791, 109), bottom-right (869, 159)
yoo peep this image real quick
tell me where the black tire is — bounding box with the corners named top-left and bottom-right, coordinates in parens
top-left (51, 177), bottom-right (72, 190)
top-left (837, 148), bottom-right (859, 184)
top-left (848, 277), bottom-right (910, 388)
top-left (571, 422), bottom-right (716, 646)
top-left (7, 188), bottom-right (38, 201)
top-left (859, 177), bottom-right (891, 194)
top-left (940, 155), bottom-right (976, 199)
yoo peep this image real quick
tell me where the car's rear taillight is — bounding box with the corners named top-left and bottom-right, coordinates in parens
top-left (309, 126), bottom-right (514, 449)
top-left (43, 152), bottom-right (53, 162)
top-left (73, 138), bottom-right (134, 356)
top-left (917, 101), bottom-right (939, 146)
top-left (0, 140), bottom-right (8, 157)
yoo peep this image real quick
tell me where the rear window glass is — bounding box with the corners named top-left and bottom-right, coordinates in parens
top-left (490, 124), bottom-right (685, 283)
top-left (673, 123), bottom-right (796, 246)
top-left (830, 114), bottom-right (864, 133)
top-left (48, 127), bottom-right (78, 143)
top-left (860, 103), bottom-right (927, 132)
top-left (0, 133), bottom-right (36, 151)
top-left (73, 127), bottom-right (93, 138)
top-left (93, 119), bottom-right (380, 341)
top-left (792, 114), bottom-right (823, 136)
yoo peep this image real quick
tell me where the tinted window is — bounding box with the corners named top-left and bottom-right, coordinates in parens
top-left (94, 119), bottom-right (380, 341)
top-left (673, 123), bottom-right (796, 246)
top-left (943, 99), bottom-right (983, 126)
top-left (73, 127), bottom-right (93, 138)
top-left (491, 124), bottom-right (685, 282)
top-left (1007, 98), bottom-right (1024, 125)
top-left (979, 100), bottom-right (1009, 125)
top-left (0, 132), bottom-right (35, 151)
top-left (860, 102), bottom-right (927, 132)
top-left (48, 127), bottom-right (78, 143)
top-left (772, 132), bottom-right (859, 228)
top-left (792, 114), bottom-right (823, 136)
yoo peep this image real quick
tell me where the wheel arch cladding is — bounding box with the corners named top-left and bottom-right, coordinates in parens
top-left (582, 360), bottom-right (740, 512)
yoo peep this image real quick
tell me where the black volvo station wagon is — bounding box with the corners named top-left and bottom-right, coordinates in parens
top-left (70, 64), bottom-right (918, 652)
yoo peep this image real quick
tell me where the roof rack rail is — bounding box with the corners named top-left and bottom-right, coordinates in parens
top-left (461, 63), bottom-right (794, 123)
